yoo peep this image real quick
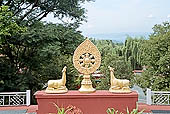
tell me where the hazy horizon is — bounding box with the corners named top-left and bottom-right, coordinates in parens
top-left (85, 32), bottom-right (150, 43)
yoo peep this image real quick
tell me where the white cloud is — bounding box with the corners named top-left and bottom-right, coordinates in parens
top-left (167, 14), bottom-right (170, 18)
top-left (147, 14), bottom-right (154, 18)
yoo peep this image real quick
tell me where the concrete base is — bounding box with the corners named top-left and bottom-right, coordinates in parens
top-left (35, 90), bottom-right (138, 114)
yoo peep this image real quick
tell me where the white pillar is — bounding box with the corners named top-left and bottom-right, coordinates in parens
top-left (26, 90), bottom-right (31, 106)
top-left (146, 88), bottom-right (152, 105)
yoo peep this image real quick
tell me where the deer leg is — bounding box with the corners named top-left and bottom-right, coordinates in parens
top-left (122, 86), bottom-right (130, 90)
top-left (58, 86), bottom-right (66, 90)
top-left (47, 87), bottom-right (54, 90)
top-left (111, 86), bottom-right (121, 90)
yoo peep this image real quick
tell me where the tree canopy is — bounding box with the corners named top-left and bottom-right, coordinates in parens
top-left (0, 0), bottom-right (93, 25)
top-left (132, 22), bottom-right (170, 91)
top-left (0, 0), bottom-right (91, 102)
top-left (94, 40), bottom-right (133, 90)
top-left (122, 37), bottom-right (145, 70)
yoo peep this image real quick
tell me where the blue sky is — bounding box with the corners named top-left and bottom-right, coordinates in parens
top-left (44, 0), bottom-right (170, 36)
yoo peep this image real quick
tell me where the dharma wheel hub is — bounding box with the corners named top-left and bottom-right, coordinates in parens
top-left (73, 39), bottom-right (101, 93)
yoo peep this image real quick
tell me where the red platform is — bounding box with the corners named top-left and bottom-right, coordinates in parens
top-left (35, 90), bottom-right (138, 114)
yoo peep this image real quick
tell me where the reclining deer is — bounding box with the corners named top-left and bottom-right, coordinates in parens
top-left (108, 66), bottom-right (131, 93)
top-left (45, 66), bottom-right (68, 93)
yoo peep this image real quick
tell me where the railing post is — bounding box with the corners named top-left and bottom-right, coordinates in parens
top-left (146, 88), bottom-right (152, 105)
top-left (168, 94), bottom-right (170, 105)
top-left (26, 90), bottom-right (31, 106)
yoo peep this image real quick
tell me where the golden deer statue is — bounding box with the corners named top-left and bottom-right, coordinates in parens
top-left (108, 66), bottom-right (131, 93)
top-left (45, 66), bottom-right (68, 93)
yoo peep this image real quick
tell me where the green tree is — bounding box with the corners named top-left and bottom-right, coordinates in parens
top-left (96, 40), bottom-right (116, 56)
top-left (132, 22), bottom-right (170, 91)
top-left (97, 53), bottom-right (133, 90)
top-left (0, 21), bottom-right (84, 91)
top-left (144, 22), bottom-right (170, 76)
top-left (0, 0), bottom-right (92, 93)
top-left (0, 6), bottom-right (84, 91)
top-left (0, 20), bottom-right (84, 104)
top-left (0, 0), bottom-right (93, 104)
top-left (0, 6), bottom-right (27, 91)
top-left (122, 37), bottom-right (145, 70)
top-left (94, 40), bottom-right (132, 90)
top-left (35, 23), bottom-right (84, 90)
top-left (0, 6), bottom-right (26, 39)
top-left (0, 0), bottom-right (93, 25)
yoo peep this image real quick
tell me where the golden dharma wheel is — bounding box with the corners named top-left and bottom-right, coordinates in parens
top-left (73, 39), bottom-right (101, 75)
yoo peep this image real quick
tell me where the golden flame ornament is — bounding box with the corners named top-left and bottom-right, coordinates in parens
top-left (73, 39), bottom-right (101, 93)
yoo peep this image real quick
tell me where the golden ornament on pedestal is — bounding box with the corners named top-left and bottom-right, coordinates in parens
top-left (108, 66), bottom-right (131, 93)
top-left (45, 66), bottom-right (68, 93)
top-left (73, 39), bottom-right (101, 93)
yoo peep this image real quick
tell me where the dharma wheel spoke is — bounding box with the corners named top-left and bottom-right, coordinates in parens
top-left (91, 59), bottom-right (95, 63)
top-left (78, 53), bottom-right (96, 68)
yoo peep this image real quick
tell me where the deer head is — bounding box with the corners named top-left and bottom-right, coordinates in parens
top-left (108, 66), bottom-right (114, 72)
top-left (62, 66), bottom-right (67, 72)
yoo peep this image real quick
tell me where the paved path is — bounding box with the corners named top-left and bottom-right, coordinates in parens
top-left (0, 103), bottom-right (170, 113)
top-left (0, 110), bottom-right (26, 114)
top-left (0, 105), bottom-right (37, 113)
top-left (138, 103), bottom-right (170, 113)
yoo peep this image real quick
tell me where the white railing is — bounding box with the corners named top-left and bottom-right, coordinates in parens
top-left (0, 90), bottom-right (30, 106)
top-left (146, 88), bottom-right (170, 105)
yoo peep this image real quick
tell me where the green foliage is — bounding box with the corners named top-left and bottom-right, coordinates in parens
top-left (0, 0), bottom-right (91, 104)
top-left (126, 106), bottom-right (144, 114)
top-left (94, 38), bottom-right (144, 90)
top-left (132, 22), bottom-right (170, 91)
top-left (52, 103), bottom-right (83, 114)
top-left (122, 37), bottom-right (145, 70)
top-left (96, 40), bottom-right (116, 56)
top-left (35, 23), bottom-right (84, 90)
top-left (0, 20), bottom-right (84, 92)
top-left (142, 22), bottom-right (170, 76)
top-left (0, 6), bottom-right (26, 38)
top-left (95, 40), bottom-right (133, 90)
top-left (0, 0), bottom-right (93, 25)
top-left (52, 103), bottom-right (69, 114)
top-left (107, 105), bottom-right (144, 114)
top-left (0, 0), bottom-right (91, 106)
top-left (72, 74), bottom-right (97, 90)
top-left (131, 68), bottom-right (170, 91)
top-left (107, 108), bottom-right (121, 114)
top-left (0, 6), bottom-right (27, 91)
top-left (97, 54), bottom-right (132, 90)
top-left (73, 75), bottom-right (83, 89)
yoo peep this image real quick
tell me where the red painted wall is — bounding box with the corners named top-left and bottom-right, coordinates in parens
top-left (35, 90), bottom-right (138, 114)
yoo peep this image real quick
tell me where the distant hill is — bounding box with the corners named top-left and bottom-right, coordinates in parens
top-left (86, 32), bottom-right (151, 43)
